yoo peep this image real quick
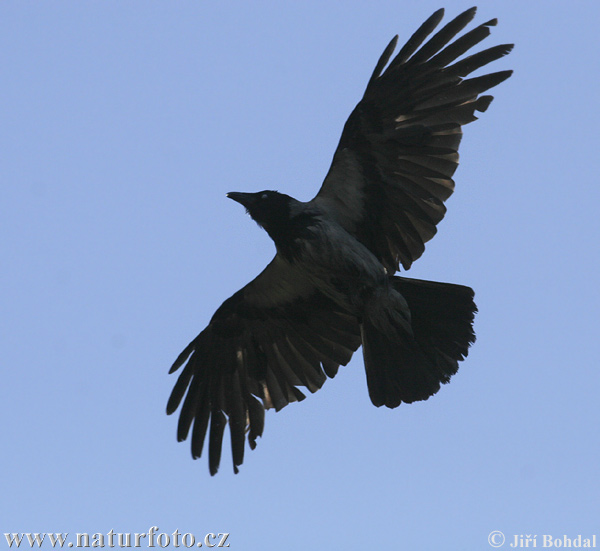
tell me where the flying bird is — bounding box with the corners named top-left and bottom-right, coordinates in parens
top-left (167, 7), bottom-right (512, 475)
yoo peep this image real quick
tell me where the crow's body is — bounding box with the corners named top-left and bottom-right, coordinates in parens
top-left (258, 197), bottom-right (388, 310)
top-left (167, 7), bottom-right (512, 474)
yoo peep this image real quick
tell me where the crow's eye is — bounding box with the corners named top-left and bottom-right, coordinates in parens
top-left (261, 193), bottom-right (268, 200)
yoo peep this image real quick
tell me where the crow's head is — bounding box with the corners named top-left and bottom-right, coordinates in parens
top-left (227, 190), bottom-right (320, 260)
top-left (227, 190), bottom-right (295, 233)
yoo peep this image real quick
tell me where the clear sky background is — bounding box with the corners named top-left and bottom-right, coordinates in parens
top-left (3, 1), bottom-right (599, 549)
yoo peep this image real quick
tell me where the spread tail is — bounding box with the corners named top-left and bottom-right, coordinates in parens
top-left (361, 276), bottom-right (476, 408)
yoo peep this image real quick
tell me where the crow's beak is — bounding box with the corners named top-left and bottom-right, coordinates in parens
top-left (227, 192), bottom-right (254, 209)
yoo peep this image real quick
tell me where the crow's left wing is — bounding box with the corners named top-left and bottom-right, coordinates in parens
top-left (311, 7), bottom-right (513, 273)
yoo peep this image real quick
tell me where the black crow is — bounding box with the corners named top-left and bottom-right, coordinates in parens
top-left (167, 7), bottom-right (512, 475)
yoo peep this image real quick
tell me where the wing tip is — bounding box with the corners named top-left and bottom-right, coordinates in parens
top-left (431, 7), bottom-right (446, 21)
top-left (169, 341), bottom-right (195, 374)
top-left (462, 6), bottom-right (477, 18)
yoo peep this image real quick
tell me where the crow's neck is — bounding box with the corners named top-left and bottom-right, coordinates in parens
top-left (262, 212), bottom-right (320, 263)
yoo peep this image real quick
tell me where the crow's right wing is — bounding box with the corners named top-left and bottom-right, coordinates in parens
top-left (167, 254), bottom-right (361, 475)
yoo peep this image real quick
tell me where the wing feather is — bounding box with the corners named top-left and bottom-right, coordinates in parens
top-left (311, 7), bottom-right (513, 272)
top-left (167, 255), bottom-right (361, 474)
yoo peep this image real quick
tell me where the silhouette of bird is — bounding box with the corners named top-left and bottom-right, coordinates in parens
top-left (166, 7), bottom-right (512, 475)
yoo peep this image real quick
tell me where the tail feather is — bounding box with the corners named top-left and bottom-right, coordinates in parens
top-left (361, 276), bottom-right (476, 408)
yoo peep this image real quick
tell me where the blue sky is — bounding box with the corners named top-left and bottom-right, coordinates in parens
top-left (2, 1), bottom-right (599, 549)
